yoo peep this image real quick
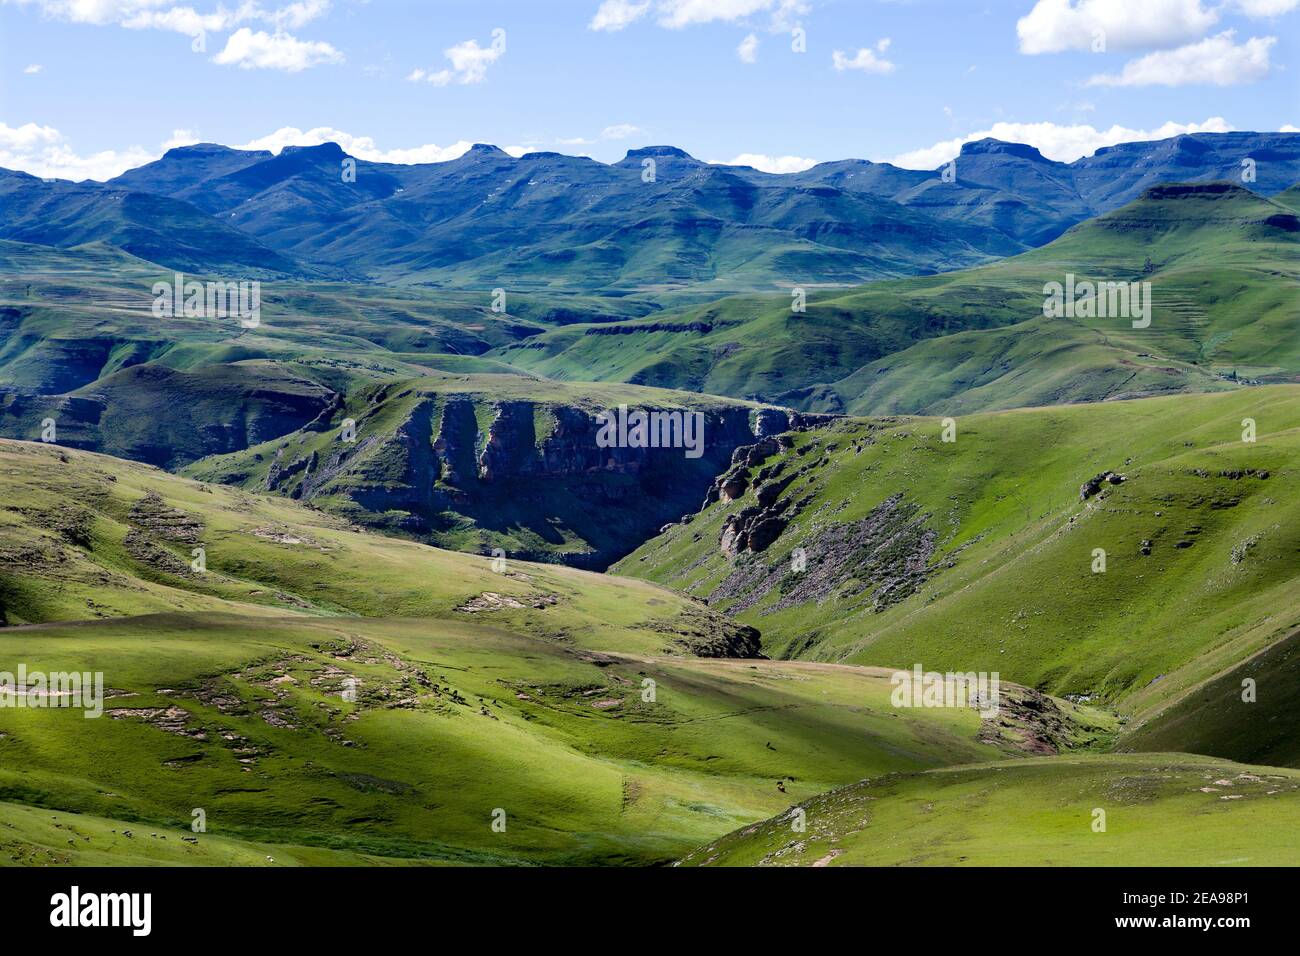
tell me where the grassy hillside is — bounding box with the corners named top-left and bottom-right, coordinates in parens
top-left (0, 438), bottom-right (757, 655)
top-left (1119, 627), bottom-right (1300, 769)
top-left (679, 754), bottom-right (1300, 866)
top-left (0, 614), bottom-right (1047, 866)
top-left (618, 387), bottom-right (1300, 719)
top-left (0, 238), bottom-right (653, 397)
top-left (497, 183), bottom-right (1299, 414)
top-left (3, 438), bottom-right (1101, 865)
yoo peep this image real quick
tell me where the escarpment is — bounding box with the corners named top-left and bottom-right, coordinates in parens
top-left (203, 385), bottom-right (832, 569)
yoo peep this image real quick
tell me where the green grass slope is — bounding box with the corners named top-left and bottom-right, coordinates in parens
top-left (679, 754), bottom-right (1300, 866)
top-left (0, 438), bottom-right (754, 656)
top-left (1119, 627), bottom-right (1300, 768)
top-left (618, 387), bottom-right (1300, 720)
top-left (0, 615), bottom-right (1031, 866)
top-left (1, 438), bottom-right (1094, 865)
top-left (497, 182), bottom-right (1299, 414)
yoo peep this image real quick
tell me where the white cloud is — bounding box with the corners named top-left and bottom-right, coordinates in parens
top-left (270, 0), bottom-right (331, 30)
top-left (213, 27), bottom-right (343, 71)
top-left (600, 123), bottom-right (643, 140)
top-left (1233, 0), bottom-right (1299, 15)
top-left (122, 6), bottom-right (238, 37)
top-left (408, 32), bottom-right (505, 85)
top-left (11, 0), bottom-right (333, 33)
top-left (656, 0), bottom-right (808, 30)
top-left (0, 121), bottom-right (196, 181)
top-left (737, 32), bottom-right (759, 62)
top-left (1087, 31), bottom-right (1275, 86)
top-left (832, 39), bottom-right (895, 74)
top-left (23, 63), bottom-right (43, 73)
top-left (1281, 123), bottom-right (1300, 132)
top-left (889, 116), bottom-right (1234, 168)
top-left (1016, 0), bottom-right (1219, 54)
top-left (589, 0), bottom-right (651, 31)
top-left (6, 2), bottom-right (337, 60)
top-left (714, 152), bottom-right (818, 173)
top-left (590, 0), bottom-right (808, 31)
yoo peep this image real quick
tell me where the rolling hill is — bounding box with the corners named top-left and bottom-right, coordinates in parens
top-left (617, 386), bottom-right (1300, 724)
top-left (0, 438), bottom-right (1109, 866)
top-left (497, 181), bottom-right (1300, 414)
top-left (679, 754), bottom-right (1300, 866)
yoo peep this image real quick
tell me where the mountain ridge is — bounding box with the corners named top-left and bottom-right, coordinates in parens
top-left (16, 130), bottom-right (1270, 290)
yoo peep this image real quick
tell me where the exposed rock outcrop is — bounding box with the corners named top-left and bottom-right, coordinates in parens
top-left (1079, 470), bottom-right (1126, 500)
top-left (713, 493), bottom-right (938, 615)
top-left (234, 388), bottom-right (831, 570)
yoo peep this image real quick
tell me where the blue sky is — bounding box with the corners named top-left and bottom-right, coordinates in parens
top-left (2, 0), bottom-right (1297, 180)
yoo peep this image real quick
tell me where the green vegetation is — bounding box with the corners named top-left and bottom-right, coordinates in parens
top-left (619, 387), bottom-right (1300, 719)
top-left (1, 439), bottom-right (1062, 865)
top-left (498, 183), bottom-right (1299, 414)
top-left (1119, 629), bottom-right (1300, 769)
top-left (680, 755), bottom-right (1300, 866)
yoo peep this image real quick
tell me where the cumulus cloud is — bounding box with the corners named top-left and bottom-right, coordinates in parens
top-left (213, 27), bottom-right (342, 71)
top-left (10, 0), bottom-right (332, 34)
top-left (1233, 0), bottom-right (1299, 15)
top-left (121, 6), bottom-right (241, 37)
top-left (600, 123), bottom-right (643, 139)
top-left (23, 64), bottom-right (43, 73)
top-left (713, 152), bottom-right (818, 173)
top-left (1016, 0), bottom-right (1219, 54)
top-left (889, 117), bottom-right (1234, 168)
top-left (589, 0), bottom-right (807, 32)
top-left (656, 0), bottom-right (808, 30)
top-left (589, 0), bottom-right (651, 31)
top-left (1087, 31), bottom-right (1275, 86)
top-left (737, 32), bottom-right (759, 62)
top-left (832, 39), bottom-right (895, 74)
top-left (408, 31), bottom-right (506, 85)
top-left (6, 1), bottom-right (338, 69)
top-left (0, 122), bottom-right (197, 181)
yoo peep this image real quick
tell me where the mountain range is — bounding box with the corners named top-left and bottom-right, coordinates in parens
top-left (3, 131), bottom-right (1296, 292)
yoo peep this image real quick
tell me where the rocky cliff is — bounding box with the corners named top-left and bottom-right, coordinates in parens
top-left (189, 378), bottom-right (836, 569)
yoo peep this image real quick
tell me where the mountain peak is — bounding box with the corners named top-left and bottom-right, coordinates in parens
top-left (465, 143), bottom-right (510, 158)
top-left (958, 138), bottom-right (1051, 163)
top-left (621, 145), bottom-right (698, 163)
top-left (280, 141), bottom-right (347, 160)
top-left (161, 142), bottom-right (259, 160)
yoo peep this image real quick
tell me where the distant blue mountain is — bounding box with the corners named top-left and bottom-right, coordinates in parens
top-left (2, 131), bottom-right (1295, 289)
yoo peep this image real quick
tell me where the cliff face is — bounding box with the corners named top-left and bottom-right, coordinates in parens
top-left (203, 383), bottom-right (833, 569)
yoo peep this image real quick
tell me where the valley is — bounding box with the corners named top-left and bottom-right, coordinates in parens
top-left (1, 128), bottom-right (1297, 870)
